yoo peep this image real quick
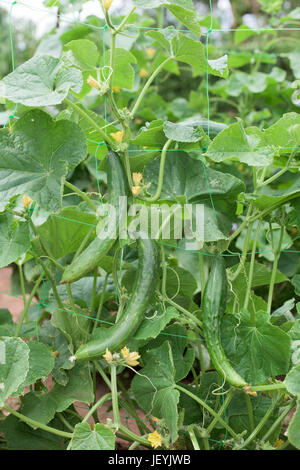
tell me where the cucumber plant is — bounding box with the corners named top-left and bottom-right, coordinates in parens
top-left (0, 0), bottom-right (299, 451)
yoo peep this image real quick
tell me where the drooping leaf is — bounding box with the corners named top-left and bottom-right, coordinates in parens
top-left (207, 121), bottom-right (274, 166)
top-left (0, 337), bottom-right (29, 407)
top-left (221, 310), bottom-right (291, 384)
top-left (37, 207), bottom-right (96, 259)
top-left (287, 399), bottom-right (300, 449)
top-left (133, 0), bottom-right (201, 35)
top-left (0, 110), bottom-right (87, 212)
top-left (0, 55), bottom-right (82, 106)
top-left (0, 213), bottom-right (30, 268)
top-left (134, 306), bottom-right (180, 341)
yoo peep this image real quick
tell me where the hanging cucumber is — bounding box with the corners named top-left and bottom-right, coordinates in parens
top-left (202, 256), bottom-right (247, 388)
top-left (75, 237), bottom-right (160, 361)
top-left (61, 151), bottom-right (128, 284)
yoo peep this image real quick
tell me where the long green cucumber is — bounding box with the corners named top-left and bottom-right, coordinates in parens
top-left (61, 151), bottom-right (128, 284)
top-left (75, 237), bottom-right (160, 360)
top-left (202, 257), bottom-right (247, 388)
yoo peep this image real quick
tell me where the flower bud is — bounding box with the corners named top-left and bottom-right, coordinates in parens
top-left (87, 75), bottom-right (101, 89)
top-left (139, 68), bottom-right (148, 78)
top-left (132, 172), bottom-right (143, 185)
top-left (131, 186), bottom-right (141, 196)
top-left (110, 130), bottom-right (124, 144)
top-left (22, 195), bottom-right (32, 208)
top-left (103, 0), bottom-right (113, 11)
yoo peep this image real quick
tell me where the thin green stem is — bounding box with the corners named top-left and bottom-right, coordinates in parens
top-left (90, 267), bottom-right (98, 312)
top-left (175, 385), bottom-right (238, 439)
top-left (92, 272), bottom-right (109, 333)
top-left (73, 226), bottom-right (95, 261)
top-left (245, 394), bottom-right (255, 433)
top-left (139, 139), bottom-right (173, 202)
top-left (261, 398), bottom-right (296, 443)
top-left (249, 383), bottom-right (286, 393)
top-left (243, 219), bottom-right (261, 313)
top-left (111, 364), bottom-right (121, 428)
top-left (258, 151), bottom-right (296, 188)
top-left (64, 181), bottom-right (98, 212)
top-left (64, 97), bottom-right (115, 147)
top-left (82, 393), bottom-right (112, 423)
top-left (206, 389), bottom-right (235, 435)
top-left (18, 263), bottom-right (26, 306)
top-left (199, 251), bottom-right (206, 295)
top-left (231, 220), bottom-right (254, 282)
top-left (267, 224), bottom-right (284, 314)
top-left (188, 427), bottom-right (200, 450)
top-left (113, 7), bottom-right (137, 35)
top-left (131, 57), bottom-right (172, 117)
top-left (15, 271), bottom-right (44, 337)
top-left (3, 406), bottom-right (73, 439)
top-left (57, 413), bottom-right (75, 432)
top-left (241, 396), bottom-right (280, 449)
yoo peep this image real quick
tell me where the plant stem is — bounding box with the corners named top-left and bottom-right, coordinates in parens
top-left (73, 226), bottom-right (95, 260)
top-left (140, 139), bottom-right (173, 202)
top-left (113, 7), bottom-right (137, 35)
top-left (2, 406), bottom-right (73, 439)
top-left (15, 271), bottom-right (44, 337)
top-left (249, 383), bottom-right (286, 393)
top-left (82, 393), bottom-right (112, 423)
top-left (261, 398), bottom-right (296, 443)
top-left (206, 389), bottom-right (235, 435)
top-left (131, 57), bottom-right (172, 117)
top-left (188, 427), bottom-right (200, 450)
top-left (243, 219), bottom-right (261, 313)
top-left (57, 413), bottom-right (75, 432)
top-left (199, 251), bottom-right (206, 295)
top-left (231, 217), bottom-right (254, 282)
top-left (92, 273), bottom-right (109, 333)
top-left (175, 385), bottom-right (238, 439)
top-left (267, 224), bottom-right (284, 314)
top-left (111, 364), bottom-right (121, 428)
top-left (245, 394), bottom-right (255, 433)
top-left (64, 97), bottom-right (115, 147)
top-left (64, 181), bottom-right (98, 212)
top-left (241, 396), bottom-right (280, 449)
top-left (18, 263), bottom-right (26, 306)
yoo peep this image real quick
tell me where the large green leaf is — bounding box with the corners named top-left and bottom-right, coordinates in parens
top-left (221, 310), bottom-right (291, 384)
top-left (207, 121), bottom-right (274, 166)
top-left (71, 423), bottom-right (115, 450)
top-left (47, 362), bottom-right (94, 412)
top-left (0, 337), bottom-right (29, 407)
top-left (285, 364), bottom-right (300, 396)
top-left (264, 112), bottom-right (300, 150)
top-left (63, 39), bottom-right (99, 71)
top-left (0, 55), bottom-right (82, 106)
top-left (144, 151), bottom-right (244, 203)
top-left (37, 207), bottom-right (96, 259)
top-left (144, 151), bottom-right (244, 241)
top-left (143, 324), bottom-right (195, 382)
top-left (100, 49), bottom-right (137, 90)
top-left (133, 0), bottom-right (201, 35)
top-left (0, 110), bottom-right (87, 212)
top-left (14, 341), bottom-right (55, 396)
top-left (131, 341), bottom-right (179, 442)
top-left (134, 306), bottom-right (180, 341)
top-left (0, 213), bottom-right (30, 268)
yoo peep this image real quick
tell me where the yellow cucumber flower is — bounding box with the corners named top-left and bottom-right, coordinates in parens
top-left (131, 186), bottom-right (141, 196)
top-left (148, 431), bottom-right (162, 449)
top-left (139, 68), bottom-right (148, 78)
top-left (87, 75), bottom-right (101, 89)
top-left (103, 348), bottom-right (113, 363)
top-left (132, 172), bottom-right (143, 185)
top-left (22, 195), bottom-right (32, 208)
top-left (112, 86), bottom-right (121, 93)
top-left (110, 130), bottom-right (124, 144)
top-left (146, 48), bottom-right (156, 59)
top-left (103, 0), bottom-right (113, 11)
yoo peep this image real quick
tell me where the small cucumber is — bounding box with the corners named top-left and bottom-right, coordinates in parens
top-left (202, 257), bottom-right (247, 388)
